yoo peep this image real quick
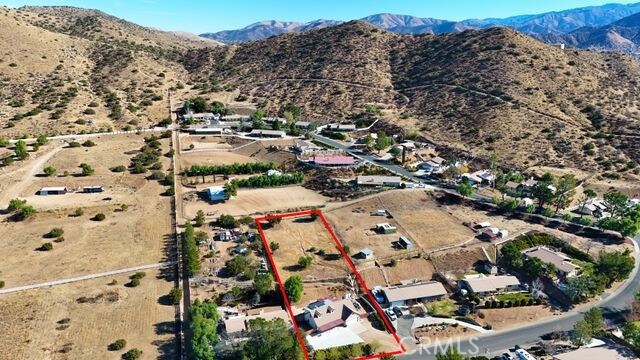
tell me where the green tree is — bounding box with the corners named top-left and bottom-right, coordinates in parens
top-left (572, 319), bottom-right (593, 346)
top-left (194, 210), bottom-right (206, 227)
top-left (182, 223), bottom-right (201, 276)
top-left (189, 97), bottom-right (208, 113)
top-left (251, 110), bottom-right (266, 129)
top-left (14, 140), bottom-right (28, 160)
top-left (603, 190), bottom-right (629, 218)
top-left (457, 180), bottom-right (474, 199)
top-left (122, 348), bottom-right (142, 360)
top-left (43, 166), bottom-right (56, 176)
top-left (597, 249), bottom-right (635, 286)
top-left (553, 174), bottom-right (577, 213)
top-left (16, 205), bottom-right (36, 220)
top-left (218, 214), bottom-right (238, 228)
top-left (226, 255), bottom-right (250, 276)
top-left (623, 322), bottom-right (640, 347)
top-left (269, 241), bottom-right (280, 252)
top-left (435, 347), bottom-right (466, 360)
top-left (36, 135), bottom-right (48, 146)
top-left (80, 163), bottom-right (94, 176)
top-left (284, 275), bottom-right (303, 303)
top-left (169, 288), bottom-right (183, 305)
top-left (108, 339), bottom-right (126, 351)
top-left (253, 272), bottom-right (274, 296)
top-left (223, 181), bottom-right (237, 198)
top-left (533, 180), bottom-right (555, 211)
top-left (298, 255), bottom-right (313, 269)
top-left (243, 318), bottom-right (302, 360)
top-left (7, 198), bottom-right (27, 212)
top-left (188, 299), bottom-right (219, 359)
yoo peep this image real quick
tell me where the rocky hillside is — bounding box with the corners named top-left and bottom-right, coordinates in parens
top-left (541, 12), bottom-right (640, 53)
top-left (187, 21), bottom-right (640, 173)
top-left (0, 6), bottom-right (217, 137)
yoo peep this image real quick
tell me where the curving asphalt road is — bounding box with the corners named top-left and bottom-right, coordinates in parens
top-left (401, 235), bottom-right (640, 359)
top-left (310, 133), bottom-right (640, 359)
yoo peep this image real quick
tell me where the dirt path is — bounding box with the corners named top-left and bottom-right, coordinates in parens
top-left (0, 261), bottom-right (175, 294)
top-left (0, 143), bottom-right (65, 207)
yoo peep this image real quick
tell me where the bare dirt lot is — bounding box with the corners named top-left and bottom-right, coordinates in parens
top-left (0, 268), bottom-right (176, 360)
top-left (325, 190), bottom-right (476, 260)
top-left (472, 305), bottom-right (556, 331)
top-left (178, 139), bottom-right (296, 169)
top-left (260, 216), bottom-right (352, 305)
top-left (182, 186), bottom-right (328, 219)
top-left (430, 245), bottom-right (493, 277)
top-left (384, 257), bottom-right (435, 286)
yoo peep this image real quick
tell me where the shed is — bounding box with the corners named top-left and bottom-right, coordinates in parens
top-left (39, 186), bottom-right (69, 195)
top-left (398, 236), bottom-right (413, 250)
top-left (206, 186), bottom-right (227, 202)
top-left (376, 223), bottom-right (397, 234)
top-left (358, 248), bottom-right (374, 260)
top-left (82, 185), bottom-right (104, 193)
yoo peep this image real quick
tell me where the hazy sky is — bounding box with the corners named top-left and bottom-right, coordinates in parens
top-left (3, 0), bottom-right (639, 34)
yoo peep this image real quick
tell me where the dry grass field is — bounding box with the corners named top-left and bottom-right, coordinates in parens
top-left (178, 139), bottom-right (295, 170)
top-left (325, 190), bottom-right (476, 260)
top-left (0, 133), bottom-right (177, 359)
top-left (183, 186), bottom-right (328, 219)
top-left (384, 257), bottom-right (435, 286)
top-left (430, 246), bottom-right (493, 276)
top-left (260, 216), bottom-right (352, 305)
top-left (0, 268), bottom-right (176, 360)
top-left (0, 134), bottom-right (173, 286)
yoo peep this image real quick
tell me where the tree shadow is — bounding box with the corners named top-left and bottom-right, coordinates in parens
top-left (158, 294), bottom-right (174, 306)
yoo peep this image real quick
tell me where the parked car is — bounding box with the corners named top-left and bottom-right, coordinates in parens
top-left (392, 306), bottom-right (403, 318)
top-left (385, 309), bottom-right (397, 321)
top-left (501, 353), bottom-right (515, 360)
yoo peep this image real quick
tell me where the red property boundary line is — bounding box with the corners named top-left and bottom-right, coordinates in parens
top-left (255, 209), bottom-right (406, 360)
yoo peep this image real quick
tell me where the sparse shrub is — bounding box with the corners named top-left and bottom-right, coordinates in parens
top-left (40, 242), bottom-right (53, 251)
top-left (111, 165), bottom-right (126, 172)
top-left (82, 140), bottom-right (96, 147)
top-left (93, 213), bottom-right (106, 221)
top-left (389, 259), bottom-right (397, 267)
top-left (74, 208), bottom-right (84, 217)
top-left (68, 141), bottom-right (81, 148)
top-left (83, 108), bottom-right (96, 115)
top-left (54, 236), bottom-right (65, 243)
top-left (48, 228), bottom-right (64, 238)
top-left (0, 280), bottom-right (4, 288)
top-left (128, 277), bottom-right (140, 287)
top-left (108, 339), bottom-right (126, 351)
top-left (122, 348), bottom-right (142, 360)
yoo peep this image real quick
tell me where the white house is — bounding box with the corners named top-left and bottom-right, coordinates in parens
top-left (302, 298), bottom-right (365, 333)
top-left (381, 281), bottom-right (447, 307)
top-left (420, 156), bottom-right (446, 173)
top-left (522, 246), bottom-right (581, 278)
top-left (459, 275), bottom-right (521, 296)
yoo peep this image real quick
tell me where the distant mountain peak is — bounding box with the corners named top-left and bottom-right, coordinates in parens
top-left (199, 1), bottom-right (640, 54)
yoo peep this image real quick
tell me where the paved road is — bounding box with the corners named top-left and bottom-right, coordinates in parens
top-left (401, 235), bottom-right (640, 359)
top-left (0, 261), bottom-right (175, 294)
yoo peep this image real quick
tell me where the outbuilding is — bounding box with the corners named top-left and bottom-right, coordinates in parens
top-left (357, 248), bottom-right (374, 260)
top-left (38, 186), bottom-right (69, 195)
top-left (206, 186), bottom-right (227, 202)
top-left (376, 223), bottom-right (397, 234)
top-left (398, 236), bottom-right (413, 250)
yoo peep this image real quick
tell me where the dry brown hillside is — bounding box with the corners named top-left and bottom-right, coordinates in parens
top-left (0, 10), bottom-right (638, 173)
top-left (0, 6), bottom-right (216, 138)
top-left (186, 21), bottom-right (640, 172)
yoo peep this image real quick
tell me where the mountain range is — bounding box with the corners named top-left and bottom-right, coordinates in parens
top-left (200, 2), bottom-right (640, 53)
top-left (1, 5), bottom-right (639, 175)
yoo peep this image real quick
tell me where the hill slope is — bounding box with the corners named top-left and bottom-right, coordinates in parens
top-left (0, 6), bottom-right (217, 137)
top-left (187, 22), bottom-right (640, 172)
top-left (541, 12), bottom-right (640, 53)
